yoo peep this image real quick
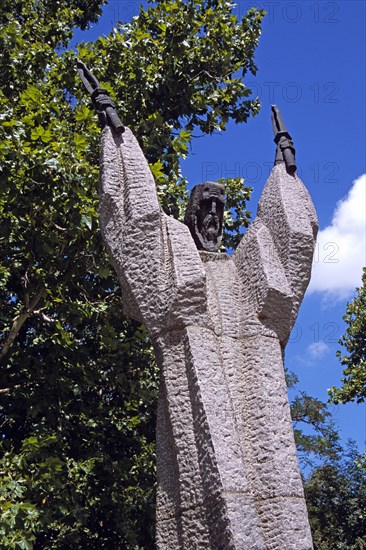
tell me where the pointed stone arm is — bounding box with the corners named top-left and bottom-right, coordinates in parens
top-left (256, 163), bottom-right (318, 304)
top-left (76, 61), bottom-right (173, 330)
top-left (234, 109), bottom-right (318, 345)
top-left (99, 126), bottom-right (169, 331)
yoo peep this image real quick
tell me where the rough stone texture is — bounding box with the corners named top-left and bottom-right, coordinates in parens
top-left (99, 125), bottom-right (318, 549)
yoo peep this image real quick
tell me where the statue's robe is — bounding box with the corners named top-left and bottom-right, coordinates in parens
top-left (99, 126), bottom-right (318, 550)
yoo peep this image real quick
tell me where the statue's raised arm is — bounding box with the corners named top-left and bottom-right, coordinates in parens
top-left (234, 105), bottom-right (318, 346)
top-left (77, 61), bottom-right (208, 336)
top-left (77, 60), bottom-right (172, 331)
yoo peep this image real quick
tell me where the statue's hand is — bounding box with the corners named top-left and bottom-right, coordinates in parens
top-left (90, 88), bottom-right (124, 133)
top-left (279, 136), bottom-right (296, 174)
top-left (271, 105), bottom-right (296, 174)
top-left (76, 59), bottom-right (124, 134)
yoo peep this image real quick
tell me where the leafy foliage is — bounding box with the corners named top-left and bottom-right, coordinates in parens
top-left (329, 268), bottom-right (366, 404)
top-left (286, 371), bottom-right (342, 469)
top-left (0, 0), bottom-right (265, 547)
top-left (304, 441), bottom-right (366, 550)
top-left (75, 0), bottom-right (262, 220)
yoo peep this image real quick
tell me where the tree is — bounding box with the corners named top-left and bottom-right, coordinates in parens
top-left (304, 441), bottom-right (366, 550)
top-left (285, 370), bottom-right (342, 470)
top-left (0, 0), bottom-right (265, 547)
top-left (329, 268), bottom-right (366, 404)
top-left (287, 372), bottom-right (366, 548)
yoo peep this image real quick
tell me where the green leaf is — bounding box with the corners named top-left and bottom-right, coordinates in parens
top-left (75, 105), bottom-right (92, 121)
top-left (81, 214), bottom-right (92, 230)
top-left (41, 129), bottom-right (52, 143)
top-left (30, 126), bottom-right (45, 140)
top-left (73, 133), bottom-right (87, 148)
top-left (16, 540), bottom-right (34, 550)
top-left (150, 160), bottom-right (164, 180)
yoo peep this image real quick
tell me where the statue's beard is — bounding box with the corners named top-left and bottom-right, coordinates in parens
top-left (201, 214), bottom-right (220, 242)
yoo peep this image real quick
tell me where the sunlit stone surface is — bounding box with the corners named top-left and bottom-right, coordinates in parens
top-left (99, 125), bottom-right (317, 549)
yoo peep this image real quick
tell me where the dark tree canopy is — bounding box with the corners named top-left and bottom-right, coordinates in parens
top-left (0, 0), bottom-right (264, 546)
top-left (304, 441), bottom-right (366, 550)
top-left (329, 268), bottom-right (366, 404)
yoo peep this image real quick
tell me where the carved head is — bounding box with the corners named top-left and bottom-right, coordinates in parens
top-left (184, 182), bottom-right (225, 252)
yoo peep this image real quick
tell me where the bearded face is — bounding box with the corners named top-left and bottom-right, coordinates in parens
top-left (184, 182), bottom-right (225, 252)
top-left (201, 212), bottom-right (220, 241)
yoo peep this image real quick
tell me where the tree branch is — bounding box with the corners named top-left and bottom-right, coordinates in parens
top-left (0, 287), bottom-right (44, 362)
top-left (0, 384), bottom-right (20, 394)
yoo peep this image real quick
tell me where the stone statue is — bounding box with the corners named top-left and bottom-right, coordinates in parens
top-left (78, 64), bottom-right (318, 549)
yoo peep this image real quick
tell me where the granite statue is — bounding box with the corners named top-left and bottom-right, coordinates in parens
top-left (78, 63), bottom-right (318, 549)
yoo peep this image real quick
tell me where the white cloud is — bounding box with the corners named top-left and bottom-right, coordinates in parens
top-left (308, 174), bottom-right (366, 301)
top-left (307, 341), bottom-right (330, 359)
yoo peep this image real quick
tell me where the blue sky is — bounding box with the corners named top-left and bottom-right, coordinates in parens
top-left (75, 0), bottom-right (366, 453)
